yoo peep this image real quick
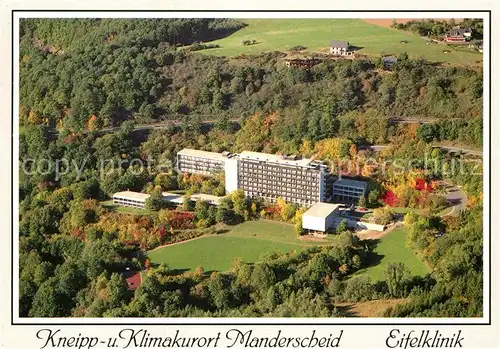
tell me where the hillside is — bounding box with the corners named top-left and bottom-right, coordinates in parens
top-left (200, 19), bottom-right (482, 65)
top-left (20, 18), bottom-right (483, 151)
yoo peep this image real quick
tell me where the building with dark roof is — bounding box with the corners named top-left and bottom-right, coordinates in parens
top-left (382, 55), bottom-right (398, 70)
top-left (285, 58), bottom-right (322, 69)
top-left (444, 27), bottom-right (472, 43)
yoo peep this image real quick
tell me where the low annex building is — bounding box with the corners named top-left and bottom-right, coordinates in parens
top-left (112, 190), bottom-right (225, 209)
top-left (113, 191), bottom-right (151, 209)
top-left (332, 178), bottom-right (367, 203)
top-left (302, 202), bottom-right (342, 233)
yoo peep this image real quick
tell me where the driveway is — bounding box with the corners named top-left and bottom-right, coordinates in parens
top-left (441, 181), bottom-right (468, 216)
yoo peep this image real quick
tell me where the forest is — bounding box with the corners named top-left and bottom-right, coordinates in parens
top-left (18, 18), bottom-right (484, 318)
top-left (20, 18), bottom-right (483, 149)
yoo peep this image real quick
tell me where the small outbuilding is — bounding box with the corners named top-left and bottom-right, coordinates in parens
top-left (382, 55), bottom-right (398, 70)
top-left (302, 203), bottom-right (342, 233)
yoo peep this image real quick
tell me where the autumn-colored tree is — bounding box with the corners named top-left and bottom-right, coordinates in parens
top-left (28, 110), bottom-right (42, 125)
top-left (87, 114), bottom-right (98, 131)
top-left (299, 139), bottom-right (314, 157)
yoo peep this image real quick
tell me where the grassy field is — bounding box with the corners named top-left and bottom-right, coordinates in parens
top-left (354, 227), bottom-right (429, 281)
top-left (147, 220), bottom-right (331, 272)
top-left (199, 19), bottom-right (481, 65)
top-left (101, 200), bottom-right (153, 216)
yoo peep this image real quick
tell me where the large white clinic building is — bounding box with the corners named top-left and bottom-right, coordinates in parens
top-left (175, 149), bottom-right (372, 208)
top-left (225, 151), bottom-right (328, 206)
top-left (176, 148), bottom-right (328, 207)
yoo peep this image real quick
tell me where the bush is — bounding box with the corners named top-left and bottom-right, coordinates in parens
top-left (373, 207), bottom-right (394, 225)
top-left (342, 276), bottom-right (374, 302)
top-left (290, 45), bottom-right (307, 52)
top-left (242, 39), bottom-right (257, 46)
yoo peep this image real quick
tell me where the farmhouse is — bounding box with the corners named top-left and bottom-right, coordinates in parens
top-left (302, 202), bottom-right (342, 233)
top-left (329, 40), bottom-right (353, 56)
top-left (444, 27), bottom-right (472, 43)
top-left (332, 178), bottom-right (367, 203)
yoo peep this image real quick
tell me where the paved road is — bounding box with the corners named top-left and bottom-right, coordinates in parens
top-left (359, 144), bottom-right (482, 156)
top-left (47, 116), bottom-right (465, 134)
top-left (434, 145), bottom-right (483, 157)
top-left (441, 181), bottom-right (468, 216)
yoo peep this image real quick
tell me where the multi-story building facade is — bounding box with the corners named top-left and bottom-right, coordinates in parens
top-left (225, 151), bottom-right (328, 206)
top-left (176, 148), bottom-right (232, 175)
top-left (332, 178), bottom-right (367, 203)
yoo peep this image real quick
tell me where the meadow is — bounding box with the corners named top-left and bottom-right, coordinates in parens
top-left (354, 227), bottom-right (430, 281)
top-left (199, 19), bottom-right (481, 65)
top-left (147, 220), bottom-right (331, 272)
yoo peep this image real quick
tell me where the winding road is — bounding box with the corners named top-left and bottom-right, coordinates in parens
top-left (359, 144), bottom-right (482, 157)
top-left (441, 181), bottom-right (468, 216)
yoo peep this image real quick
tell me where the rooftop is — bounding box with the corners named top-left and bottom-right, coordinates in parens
top-left (162, 192), bottom-right (224, 205)
top-left (446, 27), bottom-right (472, 36)
top-left (162, 192), bottom-right (184, 204)
top-left (191, 193), bottom-right (224, 205)
top-left (333, 178), bottom-right (368, 189)
top-left (382, 55), bottom-right (398, 63)
top-left (238, 151), bottom-right (317, 168)
top-left (330, 40), bottom-right (349, 48)
top-left (303, 202), bottom-right (342, 218)
top-left (113, 191), bottom-right (151, 201)
top-left (177, 148), bottom-right (230, 161)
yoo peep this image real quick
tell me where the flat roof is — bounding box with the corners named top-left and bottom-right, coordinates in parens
top-left (303, 202), bottom-right (342, 219)
top-left (162, 192), bottom-right (183, 204)
top-left (113, 191), bottom-right (151, 201)
top-left (333, 178), bottom-right (367, 189)
top-left (238, 151), bottom-right (316, 168)
top-left (177, 148), bottom-right (228, 161)
top-left (191, 193), bottom-right (224, 204)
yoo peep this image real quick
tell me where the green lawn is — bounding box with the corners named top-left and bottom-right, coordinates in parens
top-left (147, 220), bottom-right (330, 272)
top-left (354, 227), bottom-right (430, 281)
top-left (199, 19), bottom-right (481, 65)
top-left (101, 200), bottom-right (153, 216)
